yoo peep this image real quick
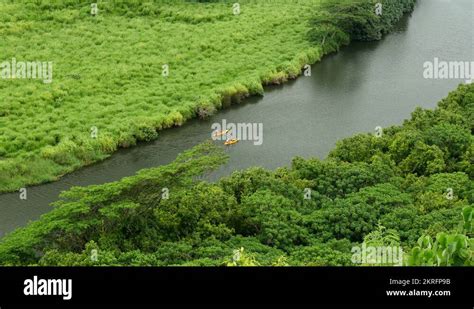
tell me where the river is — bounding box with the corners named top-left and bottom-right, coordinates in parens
top-left (0, 0), bottom-right (472, 238)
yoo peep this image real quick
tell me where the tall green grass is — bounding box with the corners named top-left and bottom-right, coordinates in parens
top-left (0, 0), bottom-right (415, 192)
top-left (0, 0), bottom-right (326, 192)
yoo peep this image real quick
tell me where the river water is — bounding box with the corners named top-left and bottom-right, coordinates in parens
top-left (0, 0), bottom-right (472, 237)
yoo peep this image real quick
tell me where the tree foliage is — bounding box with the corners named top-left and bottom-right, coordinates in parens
top-left (308, 0), bottom-right (417, 52)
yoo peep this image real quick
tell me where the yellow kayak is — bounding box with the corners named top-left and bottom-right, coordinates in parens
top-left (224, 139), bottom-right (239, 146)
top-left (213, 129), bottom-right (230, 137)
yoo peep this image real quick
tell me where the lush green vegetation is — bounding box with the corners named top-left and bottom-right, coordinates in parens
top-left (0, 0), bottom-right (415, 192)
top-left (1, 83), bottom-right (472, 266)
top-left (0, 0), bottom-right (323, 192)
top-left (309, 0), bottom-right (416, 52)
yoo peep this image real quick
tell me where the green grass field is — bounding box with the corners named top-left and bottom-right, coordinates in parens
top-left (0, 0), bottom-right (324, 192)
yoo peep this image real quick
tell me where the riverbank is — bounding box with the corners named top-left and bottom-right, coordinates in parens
top-left (0, 0), bottom-right (416, 193)
top-left (1, 82), bottom-right (472, 266)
